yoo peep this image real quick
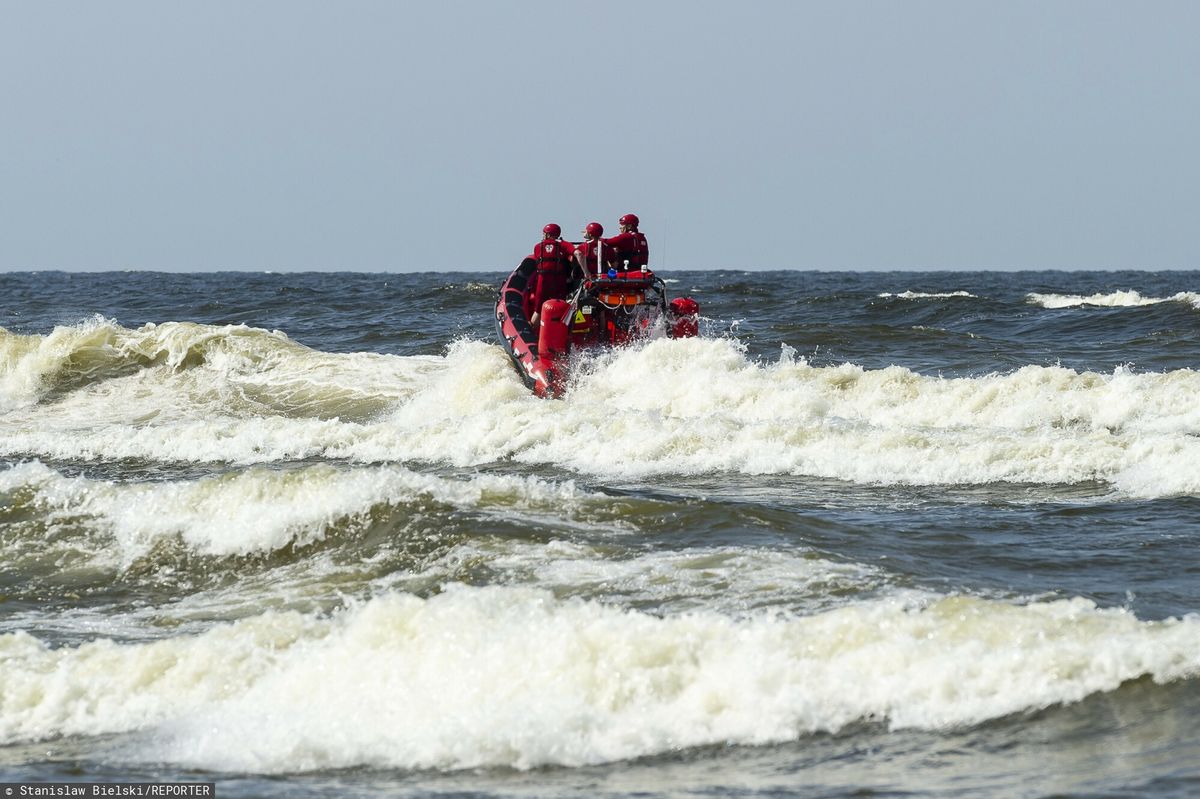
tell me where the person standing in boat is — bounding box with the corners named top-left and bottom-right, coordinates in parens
top-left (574, 221), bottom-right (607, 277)
top-left (526, 223), bottom-right (575, 327)
top-left (602, 213), bottom-right (649, 272)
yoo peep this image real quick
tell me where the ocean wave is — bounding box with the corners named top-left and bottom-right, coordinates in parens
top-left (5, 335), bottom-right (1200, 497)
top-left (877, 291), bottom-right (978, 299)
top-left (1, 586), bottom-right (1197, 771)
top-left (0, 458), bottom-right (888, 625)
top-left (0, 536), bottom-right (889, 643)
top-left (0, 461), bottom-right (590, 563)
top-left (0, 317), bottom-right (418, 419)
top-left (1027, 290), bottom-right (1200, 309)
top-left (390, 539), bottom-right (887, 616)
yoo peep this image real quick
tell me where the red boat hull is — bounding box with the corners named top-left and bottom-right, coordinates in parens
top-left (495, 260), bottom-right (699, 398)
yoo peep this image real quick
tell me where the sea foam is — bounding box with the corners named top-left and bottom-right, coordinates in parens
top-left (1, 586), bottom-right (1197, 771)
top-left (0, 461), bottom-right (589, 562)
top-left (1028, 290), bottom-right (1200, 309)
top-left (0, 318), bottom-right (419, 418)
top-left (878, 291), bottom-right (978, 299)
top-left (5, 324), bottom-right (1200, 498)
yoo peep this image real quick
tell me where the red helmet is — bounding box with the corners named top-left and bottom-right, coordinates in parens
top-left (618, 213), bottom-right (639, 229)
top-left (585, 221), bottom-right (604, 237)
top-left (542, 223), bottom-right (561, 238)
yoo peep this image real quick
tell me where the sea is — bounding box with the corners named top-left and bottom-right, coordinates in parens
top-left (2, 269), bottom-right (1200, 799)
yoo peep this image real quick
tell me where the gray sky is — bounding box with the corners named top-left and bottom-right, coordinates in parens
top-left (2, 1), bottom-right (1198, 271)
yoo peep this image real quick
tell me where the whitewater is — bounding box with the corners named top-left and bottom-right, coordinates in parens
top-left (2, 269), bottom-right (1200, 798)
top-left (4, 317), bottom-right (1200, 497)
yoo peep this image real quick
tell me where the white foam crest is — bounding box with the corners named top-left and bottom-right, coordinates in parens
top-left (0, 339), bottom-right (500, 466)
top-left (467, 339), bottom-right (1200, 497)
top-left (3, 587), bottom-right (1198, 771)
top-left (404, 540), bottom-right (886, 615)
top-left (0, 316), bottom-right (138, 407)
top-left (0, 414), bottom-right (350, 464)
top-left (0, 609), bottom-right (321, 746)
top-left (1027, 290), bottom-right (1200, 309)
top-left (0, 461), bottom-right (589, 561)
top-left (0, 317), bottom-right (276, 409)
top-left (0, 318), bottom-right (422, 418)
top-left (878, 291), bottom-right (978, 299)
top-left (7, 337), bottom-right (1200, 497)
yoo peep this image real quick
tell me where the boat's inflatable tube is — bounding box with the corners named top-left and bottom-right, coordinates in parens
top-left (495, 258), bottom-right (563, 398)
top-left (537, 298), bottom-right (571, 360)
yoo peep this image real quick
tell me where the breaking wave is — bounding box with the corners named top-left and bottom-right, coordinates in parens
top-left (0, 586), bottom-right (1197, 772)
top-left (0, 317), bottom-right (418, 418)
top-left (1027, 290), bottom-right (1200, 309)
top-left (0, 459), bottom-right (882, 620)
top-left (877, 291), bottom-right (978, 299)
top-left (0, 461), bottom-right (589, 564)
top-left (5, 322), bottom-right (1200, 498)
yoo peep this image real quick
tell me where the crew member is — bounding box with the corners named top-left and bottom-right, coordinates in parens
top-left (574, 221), bottom-right (607, 277)
top-left (527, 223), bottom-right (575, 327)
top-left (602, 213), bottom-right (649, 271)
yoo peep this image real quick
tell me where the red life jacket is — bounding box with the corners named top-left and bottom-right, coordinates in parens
top-left (626, 231), bottom-right (648, 269)
top-left (603, 231), bottom-right (649, 269)
top-left (526, 238), bottom-right (571, 319)
top-left (536, 239), bottom-right (570, 272)
top-left (577, 239), bottom-right (605, 275)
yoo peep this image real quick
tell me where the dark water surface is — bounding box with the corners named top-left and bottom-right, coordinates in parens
top-left (2, 270), bottom-right (1199, 798)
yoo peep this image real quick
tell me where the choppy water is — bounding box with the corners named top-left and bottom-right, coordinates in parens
top-left (2, 269), bottom-right (1200, 798)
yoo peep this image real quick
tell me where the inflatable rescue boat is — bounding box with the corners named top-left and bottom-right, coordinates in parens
top-left (495, 259), bottom-right (700, 398)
